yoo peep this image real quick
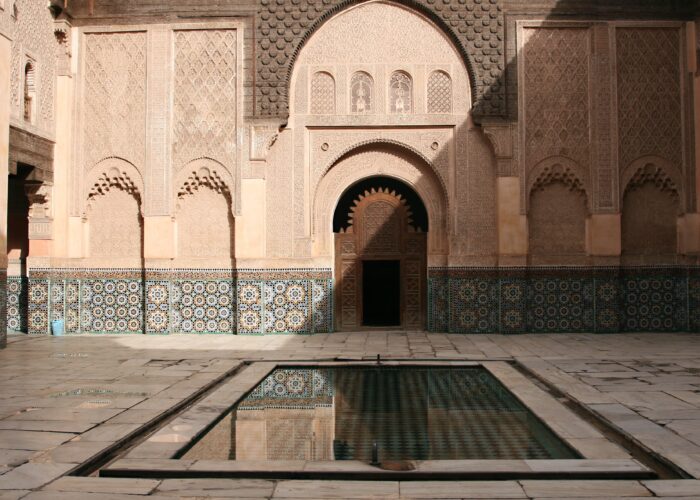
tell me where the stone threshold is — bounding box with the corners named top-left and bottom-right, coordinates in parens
top-left (101, 457), bottom-right (653, 480)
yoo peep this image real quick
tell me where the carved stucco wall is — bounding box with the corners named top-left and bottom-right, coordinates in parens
top-left (529, 182), bottom-right (587, 259)
top-left (7, 0), bottom-right (56, 136)
top-left (277, 1), bottom-right (481, 262)
top-left (81, 31), bottom-right (147, 176)
top-left (313, 146), bottom-right (448, 261)
top-left (520, 25), bottom-right (591, 213)
top-left (176, 162), bottom-right (236, 262)
top-left (75, 25), bottom-right (241, 250)
top-left (515, 21), bottom-right (689, 264)
top-left (255, 0), bottom-right (504, 119)
top-left (291, 2), bottom-right (471, 116)
top-left (84, 158), bottom-right (144, 261)
top-left (621, 160), bottom-right (681, 260)
top-left (177, 187), bottom-right (234, 260)
top-left (88, 189), bottom-right (143, 259)
top-left (616, 27), bottom-right (687, 210)
top-left (173, 29), bottom-right (237, 174)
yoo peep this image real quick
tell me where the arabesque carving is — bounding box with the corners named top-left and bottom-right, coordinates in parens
top-left (624, 163), bottom-right (679, 200)
top-left (617, 28), bottom-right (682, 172)
top-left (83, 31), bottom-right (147, 172)
top-left (84, 158), bottom-right (145, 218)
top-left (523, 27), bottom-right (590, 173)
top-left (531, 163), bottom-right (586, 195)
top-left (255, 0), bottom-right (504, 118)
top-left (9, 0), bottom-right (57, 130)
top-left (176, 166), bottom-right (232, 204)
top-left (173, 29), bottom-right (237, 171)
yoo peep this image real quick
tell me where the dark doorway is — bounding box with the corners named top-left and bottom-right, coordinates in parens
top-left (362, 260), bottom-right (400, 326)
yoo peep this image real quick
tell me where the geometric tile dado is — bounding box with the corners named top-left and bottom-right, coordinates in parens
top-left (428, 266), bottom-right (700, 335)
top-left (23, 268), bottom-right (333, 335)
top-left (17, 266), bottom-right (699, 335)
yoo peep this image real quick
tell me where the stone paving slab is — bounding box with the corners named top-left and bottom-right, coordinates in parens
top-left (1, 333), bottom-right (700, 498)
top-left (399, 481), bottom-right (526, 498)
top-left (43, 476), bottom-right (160, 495)
top-left (519, 480), bottom-right (652, 497)
top-left (0, 463), bottom-right (74, 490)
top-left (642, 479), bottom-right (700, 496)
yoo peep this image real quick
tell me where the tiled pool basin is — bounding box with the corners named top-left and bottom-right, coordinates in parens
top-left (184, 366), bottom-right (579, 462)
top-left (102, 361), bottom-right (654, 480)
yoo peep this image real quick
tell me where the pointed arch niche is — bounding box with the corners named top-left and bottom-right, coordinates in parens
top-left (175, 159), bottom-right (235, 265)
top-left (621, 157), bottom-right (681, 262)
top-left (527, 158), bottom-right (589, 263)
top-left (84, 158), bottom-right (144, 261)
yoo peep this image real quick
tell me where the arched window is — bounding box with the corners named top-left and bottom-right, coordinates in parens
top-left (310, 71), bottom-right (335, 115)
top-left (23, 61), bottom-right (36, 123)
top-left (350, 72), bottom-right (373, 113)
top-left (389, 71), bottom-right (412, 114)
top-left (427, 71), bottom-right (452, 113)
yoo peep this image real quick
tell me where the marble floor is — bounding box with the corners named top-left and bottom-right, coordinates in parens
top-left (1, 331), bottom-right (700, 499)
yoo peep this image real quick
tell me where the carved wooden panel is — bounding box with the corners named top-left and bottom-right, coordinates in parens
top-left (334, 188), bottom-right (426, 331)
top-left (403, 254), bottom-right (423, 330)
top-left (361, 200), bottom-right (401, 254)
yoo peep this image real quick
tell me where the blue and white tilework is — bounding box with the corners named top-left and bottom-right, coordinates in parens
top-left (7, 277), bottom-right (28, 332)
top-left (22, 268), bottom-right (333, 335)
top-left (428, 267), bottom-right (700, 334)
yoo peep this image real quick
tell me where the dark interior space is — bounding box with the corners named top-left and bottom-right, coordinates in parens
top-left (333, 175), bottom-right (429, 233)
top-left (7, 164), bottom-right (33, 262)
top-left (362, 260), bottom-right (400, 326)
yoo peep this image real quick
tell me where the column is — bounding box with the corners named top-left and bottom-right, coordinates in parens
top-left (143, 26), bottom-right (175, 260)
top-left (0, 32), bottom-right (11, 348)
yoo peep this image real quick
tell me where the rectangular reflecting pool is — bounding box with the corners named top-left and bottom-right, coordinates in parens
top-left (182, 366), bottom-right (580, 462)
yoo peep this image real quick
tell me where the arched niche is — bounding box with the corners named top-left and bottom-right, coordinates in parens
top-left (313, 143), bottom-right (448, 262)
top-left (527, 157), bottom-right (589, 261)
top-left (174, 159), bottom-right (236, 264)
top-left (621, 157), bottom-right (681, 261)
top-left (84, 157), bottom-right (144, 260)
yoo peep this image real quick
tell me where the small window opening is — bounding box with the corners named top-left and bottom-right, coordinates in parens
top-left (24, 61), bottom-right (36, 124)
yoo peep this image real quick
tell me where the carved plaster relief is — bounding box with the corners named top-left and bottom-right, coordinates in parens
top-left (87, 183), bottom-right (143, 259)
top-left (291, 2), bottom-right (471, 116)
top-left (177, 187), bottom-right (233, 259)
top-left (175, 161), bottom-right (236, 260)
top-left (255, 0), bottom-right (503, 117)
top-left (521, 26), bottom-right (591, 178)
top-left (616, 27), bottom-right (684, 209)
top-left (9, 0), bottom-right (56, 132)
top-left (313, 146), bottom-right (448, 259)
top-left (173, 29), bottom-right (237, 172)
top-left (82, 31), bottom-right (147, 173)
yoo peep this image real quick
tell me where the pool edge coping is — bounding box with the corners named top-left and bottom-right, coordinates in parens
top-left (101, 360), bottom-right (654, 480)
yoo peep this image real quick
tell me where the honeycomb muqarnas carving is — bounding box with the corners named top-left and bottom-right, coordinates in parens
top-left (256, 0), bottom-right (505, 118)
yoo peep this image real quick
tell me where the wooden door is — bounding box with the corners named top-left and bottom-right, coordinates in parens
top-left (334, 188), bottom-right (426, 331)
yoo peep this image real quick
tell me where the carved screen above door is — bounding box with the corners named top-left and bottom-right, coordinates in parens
top-left (335, 186), bottom-right (426, 331)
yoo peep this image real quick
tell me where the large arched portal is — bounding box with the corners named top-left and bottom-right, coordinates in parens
top-left (333, 176), bottom-right (428, 331)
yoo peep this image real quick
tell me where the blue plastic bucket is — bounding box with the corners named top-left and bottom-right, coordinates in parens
top-left (51, 319), bottom-right (65, 336)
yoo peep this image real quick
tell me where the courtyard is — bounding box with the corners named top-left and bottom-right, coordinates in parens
top-left (0, 332), bottom-right (699, 498)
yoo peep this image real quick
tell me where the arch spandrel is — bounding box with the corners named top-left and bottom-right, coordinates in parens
top-left (255, 0), bottom-right (507, 118)
top-left (313, 144), bottom-right (448, 260)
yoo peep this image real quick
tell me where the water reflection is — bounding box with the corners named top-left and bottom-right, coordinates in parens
top-left (184, 366), bottom-right (579, 462)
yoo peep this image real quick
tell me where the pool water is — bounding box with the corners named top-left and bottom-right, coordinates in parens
top-left (183, 366), bottom-right (580, 462)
